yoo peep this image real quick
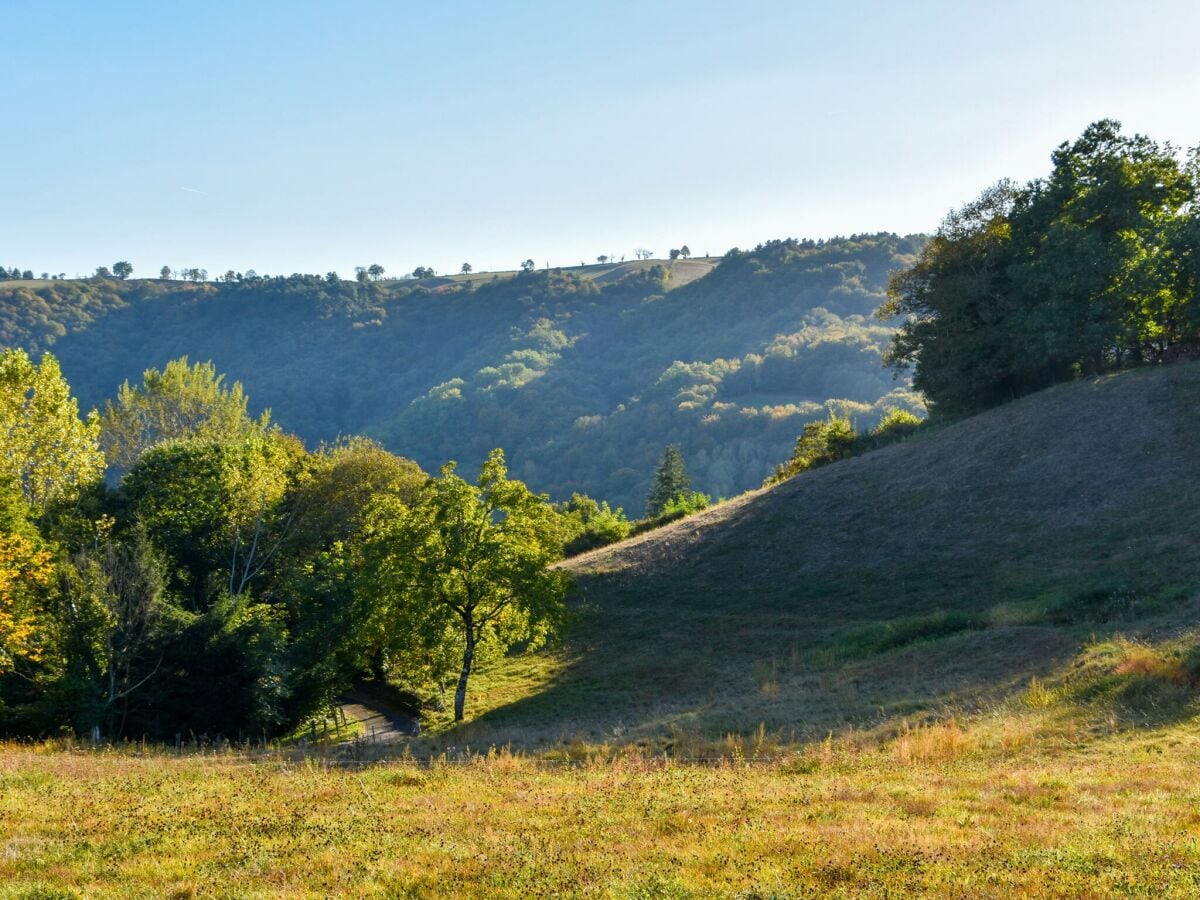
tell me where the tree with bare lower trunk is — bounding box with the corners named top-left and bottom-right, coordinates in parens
top-left (358, 449), bottom-right (567, 721)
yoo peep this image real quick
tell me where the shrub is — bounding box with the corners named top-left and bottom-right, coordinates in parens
top-left (766, 415), bottom-right (857, 484)
top-left (870, 407), bottom-right (923, 440)
top-left (628, 491), bottom-right (712, 537)
top-left (556, 493), bottom-right (633, 556)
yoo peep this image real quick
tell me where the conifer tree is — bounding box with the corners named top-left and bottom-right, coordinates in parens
top-left (645, 445), bottom-right (691, 517)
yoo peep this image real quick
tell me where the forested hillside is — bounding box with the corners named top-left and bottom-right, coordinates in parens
top-left (0, 235), bottom-right (924, 513)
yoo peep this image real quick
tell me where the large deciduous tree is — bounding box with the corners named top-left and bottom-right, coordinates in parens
top-left (0, 530), bottom-right (53, 674)
top-left (1006, 119), bottom-right (1195, 375)
top-left (879, 182), bottom-right (1019, 416)
top-left (56, 528), bottom-right (179, 737)
top-left (881, 120), bottom-right (1199, 417)
top-left (272, 438), bottom-right (428, 713)
top-left (122, 435), bottom-right (300, 606)
top-left (360, 449), bottom-right (567, 721)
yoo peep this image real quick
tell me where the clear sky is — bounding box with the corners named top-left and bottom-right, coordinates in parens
top-left (4, 0), bottom-right (1199, 278)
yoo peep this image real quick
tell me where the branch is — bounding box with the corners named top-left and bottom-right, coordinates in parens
top-left (107, 653), bottom-right (164, 703)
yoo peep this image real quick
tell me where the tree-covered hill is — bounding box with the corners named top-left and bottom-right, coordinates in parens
top-left (0, 235), bottom-right (924, 513)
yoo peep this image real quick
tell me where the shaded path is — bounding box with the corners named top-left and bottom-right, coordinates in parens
top-left (337, 688), bottom-right (421, 743)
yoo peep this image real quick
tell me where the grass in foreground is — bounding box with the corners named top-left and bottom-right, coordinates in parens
top-left (2, 711), bottom-right (1200, 898)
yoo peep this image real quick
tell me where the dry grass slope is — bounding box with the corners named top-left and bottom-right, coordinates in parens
top-left (452, 363), bottom-right (1200, 747)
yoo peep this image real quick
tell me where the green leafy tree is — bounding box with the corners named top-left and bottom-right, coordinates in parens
top-left (159, 266), bottom-right (172, 280)
top-left (880, 182), bottom-right (1019, 416)
top-left (1177, 179), bottom-right (1200, 335)
top-left (273, 438), bottom-right (428, 709)
top-left (1007, 119), bottom-right (1194, 375)
top-left (645, 445), bottom-right (692, 517)
top-left (460, 262), bottom-right (472, 275)
top-left (289, 437), bottom-right (426, 550)
top-left (99, 357), bottom-right (271, 470)
top-left (359, 449), bottom-right (567, 721)
top-left (112, 261), bottom-right (133, 280)
top-left (55, 528), bottom-right (182, 737)
top-left (0, 528), bottom-right (53, 675)
top-left (122, 435), bottom-right (300, 606)
top-left (367, 264), bottom-right (385, 281)
top-left (882, 120), bottom-right (1196, 416)
top-left (0, 349), bottom-right (104, 513)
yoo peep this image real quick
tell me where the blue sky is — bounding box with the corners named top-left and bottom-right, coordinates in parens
top-left (4, 0), bottom-right (1199, 277)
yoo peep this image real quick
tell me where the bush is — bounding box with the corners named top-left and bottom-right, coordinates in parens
top-left (870, 407), bottom-right (923, 440)
top-left (766, 408), bottom-right (925, 486)
top-left (629, 491), bottom-right (711, 537)
top-left (766, 415), bottom-right (857, 484)
top-left (556, 493), bottom-right (633, 556)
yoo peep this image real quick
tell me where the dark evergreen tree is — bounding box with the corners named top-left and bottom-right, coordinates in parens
top-left (645, 445), bottom-right (691, 517)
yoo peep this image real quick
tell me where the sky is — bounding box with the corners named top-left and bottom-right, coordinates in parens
top-left (4, 0), bottom-right (1200, 278)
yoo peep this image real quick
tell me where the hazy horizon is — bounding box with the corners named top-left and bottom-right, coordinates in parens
top-left (5, 0), bottom-right (1199, 278)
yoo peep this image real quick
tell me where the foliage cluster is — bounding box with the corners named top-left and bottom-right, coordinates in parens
top-left (555, 493), bottom-right (633, 556)
top-left (882, 120), bottom-right (1200, 416)
top-left (0, 354), bottom-right (569, 739)
top-left (765, 407), bottom-right (923, 484)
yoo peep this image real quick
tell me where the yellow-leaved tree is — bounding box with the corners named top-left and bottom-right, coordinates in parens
top-left (0, 531), bottom-right (52, 671)
top-left (0, 348), bottom-right (104, 513)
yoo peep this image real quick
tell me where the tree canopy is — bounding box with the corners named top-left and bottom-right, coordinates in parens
top-left (645, 445), bottom-right (692, 518)
top-left (881, 120), bottom-right (1199, 417)
top-left (0, 349), bottom-right (103, 512)
top-left (99, 357), bottom-right (271, 470)
top-left (359, 449), bottom-right (568, 721)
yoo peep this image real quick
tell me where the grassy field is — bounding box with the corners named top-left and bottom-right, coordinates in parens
top-left (2, 710), bottom-right (1199, 897)
top-left (383, 256), bottom-right (720, 290)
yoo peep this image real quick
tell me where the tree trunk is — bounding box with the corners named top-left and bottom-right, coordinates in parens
top-left (454, 615), bottom-right (475, 722)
